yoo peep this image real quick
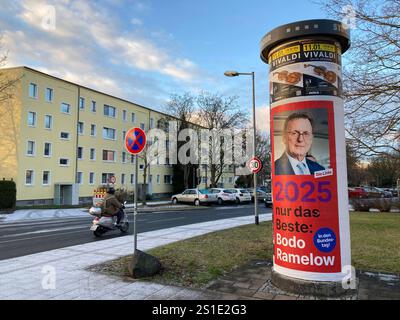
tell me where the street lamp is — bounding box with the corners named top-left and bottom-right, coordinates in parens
top-left (224, 70), bottom-right (259, 225)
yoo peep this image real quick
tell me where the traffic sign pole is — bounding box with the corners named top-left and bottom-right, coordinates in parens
top-left (124, 127), bottom-right (147, 253)
top-left (134, 154), bottom-right (138, 252)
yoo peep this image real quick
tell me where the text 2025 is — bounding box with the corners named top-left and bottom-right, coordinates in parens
top-left (274, 181), bottom-right (332, 202)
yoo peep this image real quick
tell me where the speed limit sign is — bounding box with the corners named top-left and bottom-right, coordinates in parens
top-left (108, 175), bottom-right (116, 184)
top-left (248, 157), bottom-right (262, 174)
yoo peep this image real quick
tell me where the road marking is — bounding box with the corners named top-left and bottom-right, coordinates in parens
top-left (0, 226), bottom-right (89, 240)
top-left (0, 229), bottom-right (88, 245)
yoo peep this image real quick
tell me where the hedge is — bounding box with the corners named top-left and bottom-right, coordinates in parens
top-left (0, 179), bottom-right (16, 210)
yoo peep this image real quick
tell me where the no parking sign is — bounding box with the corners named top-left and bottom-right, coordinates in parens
top-left (125, 127), bottom-right (147, 155)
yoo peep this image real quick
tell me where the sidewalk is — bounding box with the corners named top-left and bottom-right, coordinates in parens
top-left (0, 201), bottom-right (201, 223)
top-left (0, 213), bottom-right (272, 300)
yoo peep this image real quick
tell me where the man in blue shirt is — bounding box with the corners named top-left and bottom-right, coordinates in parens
top-left (275, 112), bottom-right (325, 175)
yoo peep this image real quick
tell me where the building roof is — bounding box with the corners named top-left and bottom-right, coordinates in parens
top-left (1, 65), bottom-right (201, 126)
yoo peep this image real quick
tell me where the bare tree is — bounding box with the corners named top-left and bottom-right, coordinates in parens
top-left (0, 46), bottom-right (23, 178)
top-left (196, 91), bottom-right (248, 187)
top-left (164, 93), bottom-right (197, 191)
top-left (317, 0), bottom-right (400, 157)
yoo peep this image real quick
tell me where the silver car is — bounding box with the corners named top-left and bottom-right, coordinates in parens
top-left (228, 188), bottom-right (252, 204)
top-left (171, 189), bottom-right (218, 206)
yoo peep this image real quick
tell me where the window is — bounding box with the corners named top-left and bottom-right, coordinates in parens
top-left (130, 174), bottom-right (135, 184)
top-left (102, 173), bottom-right (115, 184)
top-left (122, 130), bottom-right (126, 141)
top-left (140, 123), bottom-right (145, 130)
top-left (28, 111), bottom-right (36, 126)
top-left (42, 171), bottom-right (50, 185)
top-left (104, 104), bottom-right (116, 118)
top-left (121, 174), bottom-right (125, 185)
top-left (150, 118), bottom-right (154, 129)
top-left (149, 175), bottom-right (153, 183)
top-left (79, 97), bottom-right (85, 110)
top-left (25, 170), bottom-right (34, 185)
top-left (102, 150), bottom-right (116, 162)
top-left (60, 132), bottom-right (70, 140)
top-left (157, 174), bottom-right (160, 184)
top-left (61, 103), bottom-right (71, 114)
top-left (29, 83), bottom-right (38, 98)
top-left (89, 172), bottom-right (95, 185)
top-left (59, 158), bottom-right (69, 166)
top-left (131, 112), bottom-right (135, 123)
top-left (91, 100), bottom-right (96, 113)
top-left (44, 115), bottom-right (52, 129)
top-left (44, 142), bottom-right (52, 157)
top-left (166, 157), bottom-right (170, 165)
top-left (90, 148), bottom-right (96, 160)
top-left (77, 147), bottom-right (83, 160)
top-left (164, 175), bottom-right (172, 184)
top-left (122, 110), bottom-right (127, 121)
top-left (102, 127), bottom-right (116, 140)
top-left (45, 88), bottom-right (53, 102)
top-left (229, 177), bottom-right (233, 184)
top-left (90, 124), bottom-right (96, 136)
top-left (27, 141), bottom-right (35, 156)
top-left (139, 164), bottom-right (144, 170)
top-left (76, 172), bottom-right (83, 184)
top-left (77, 122), bottom-right (84, 135)
top-left (122, 151), bottom-right (127, 163)
top-left (131, 155), bottom-right (135, 164)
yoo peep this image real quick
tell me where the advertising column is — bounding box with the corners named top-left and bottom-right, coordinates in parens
top-left (260, 20), bottom-right (352, 294)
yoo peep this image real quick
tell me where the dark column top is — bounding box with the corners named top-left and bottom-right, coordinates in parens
top-left (260, 19), bottom-right (351, 63)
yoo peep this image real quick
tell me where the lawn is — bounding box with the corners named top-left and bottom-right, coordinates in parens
top-left (88, 212), bottom-right (400, 288)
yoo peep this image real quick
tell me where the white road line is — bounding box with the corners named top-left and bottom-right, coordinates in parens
top-left (0, 229), bottom-right (88, 244)
top-left (0, 225), bottom-right (89, 239)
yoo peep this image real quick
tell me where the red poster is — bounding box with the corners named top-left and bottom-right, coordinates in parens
top-left (271, 100), bottom-right (341, 273)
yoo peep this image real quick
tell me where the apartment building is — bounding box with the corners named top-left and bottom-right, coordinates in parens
top-left (0, 66), bottom-right (234, 206)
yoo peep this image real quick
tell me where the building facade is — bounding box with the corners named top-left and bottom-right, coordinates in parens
top-left (0, 66), bottom-right (234, 206)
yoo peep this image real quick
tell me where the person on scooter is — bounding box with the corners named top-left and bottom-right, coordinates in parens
top-left (102, 187), bottom-right (123, 226)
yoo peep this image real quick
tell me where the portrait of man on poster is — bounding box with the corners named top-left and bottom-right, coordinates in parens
top-left (275, 112), bottom-right (325, 175)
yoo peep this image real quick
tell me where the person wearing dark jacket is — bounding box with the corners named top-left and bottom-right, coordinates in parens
top-left (102, 187), bottom-right (123, 225)
top-left (275, 112), bottom-right (325, 175)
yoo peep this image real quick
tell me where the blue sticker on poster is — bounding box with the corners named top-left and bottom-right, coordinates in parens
top-left (313, 228), bottom-right (336, 253)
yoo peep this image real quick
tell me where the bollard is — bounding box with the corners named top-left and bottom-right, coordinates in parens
top-left (260, 19), bottom-right (356, 297)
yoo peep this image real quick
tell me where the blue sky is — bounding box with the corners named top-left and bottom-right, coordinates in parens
top-left (0, 0), bottom-right (330, 131)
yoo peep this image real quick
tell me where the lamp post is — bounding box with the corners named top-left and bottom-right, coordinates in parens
top-left (224, 71), bottom-right (259, 225)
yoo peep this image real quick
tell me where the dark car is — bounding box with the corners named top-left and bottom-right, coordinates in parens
top-left (246, 188), bottom-right (268, 202)
top-left (264, 193), bottom-right (273, 207)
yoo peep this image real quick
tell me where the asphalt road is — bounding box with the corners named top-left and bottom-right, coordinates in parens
top-left (0, 203), bottom-right (272, 261)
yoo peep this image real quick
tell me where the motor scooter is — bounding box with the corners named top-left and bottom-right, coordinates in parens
top-left (89, 201), bottom-right (129, 237)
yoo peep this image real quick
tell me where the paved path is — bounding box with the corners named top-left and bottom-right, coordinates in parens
top-left (0, 213), bottom-right (272, 300)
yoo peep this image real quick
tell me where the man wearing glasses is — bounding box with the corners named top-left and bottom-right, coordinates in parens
top-left (275, 112), bottom-right (325, 175)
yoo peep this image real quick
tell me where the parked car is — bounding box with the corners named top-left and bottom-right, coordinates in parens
top-left (171, 189), bottom-right (218, 206)
top-left (264, 192), bottom-right (273, 207)
top-left (210, 188), bottom-right (236, 205)
top-left (228, 188), bottom-right (252, 204)
top-left (388, 188), bottom-right (399, 197)
top-left (348, 187), bottom-right (367, 199)
top-left (246, 188), bottom-right (268, 202)
top-left (373, 187), bottom-right (392, 198)
top-left (348, 186), bottom-right (385, 199)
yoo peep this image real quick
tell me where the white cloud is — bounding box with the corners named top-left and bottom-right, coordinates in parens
top-left (130, 18), bottom-right (143, 26)
top-left (255, 106), bottom-right (270, 133)
top-left (0, 0), bottom-right (211, 110)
